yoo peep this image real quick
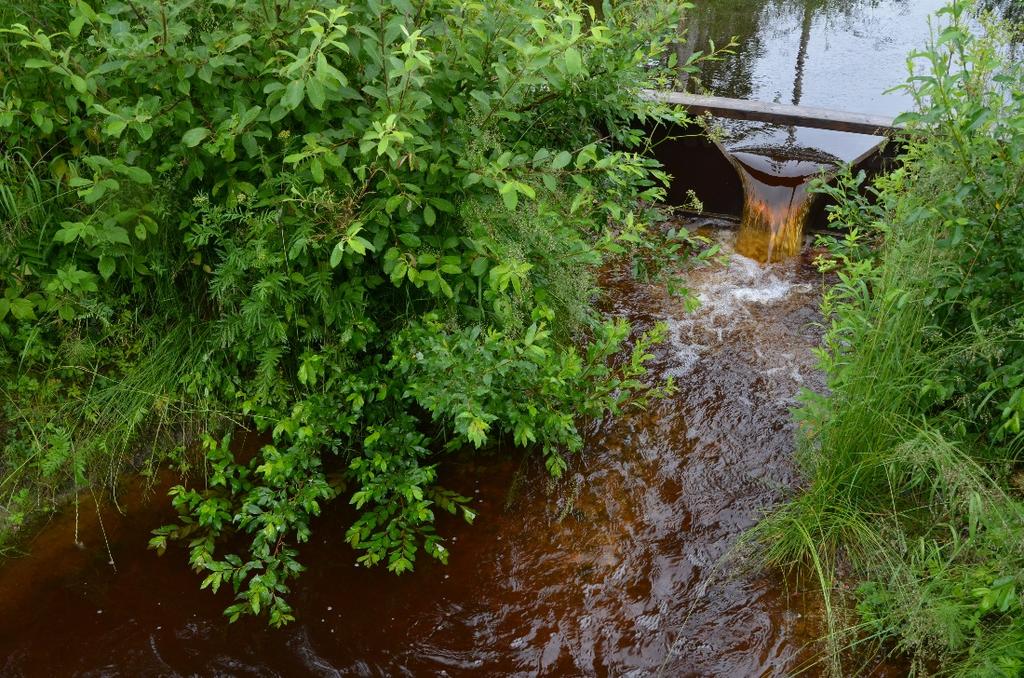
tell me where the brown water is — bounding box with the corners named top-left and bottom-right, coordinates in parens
top-left (729, 151), bottom-right (831, 263)
top-left (0, 224), bottom-right (838, 676)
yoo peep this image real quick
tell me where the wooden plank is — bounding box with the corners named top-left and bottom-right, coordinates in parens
top-left (640, 90), bottom-right (900, 136)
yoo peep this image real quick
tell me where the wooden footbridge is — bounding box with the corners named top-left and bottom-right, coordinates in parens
top-left (640, 90), bottom-right (901, 136)
top-left (643, 91), bottom-right (901, 137)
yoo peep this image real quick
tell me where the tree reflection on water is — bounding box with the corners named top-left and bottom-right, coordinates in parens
top-left (676, 0), bottom-right (1020, 106)
top-left (676, 0), bottom-right (890, 102)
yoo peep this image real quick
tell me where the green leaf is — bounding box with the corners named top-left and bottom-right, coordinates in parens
top-left (330, 242), bottom-right (345, 267)
top-left (310, 158), bottom-right (325, 184)
top-left (470, 256), bottom-right (489, 276)
top-left (102, 226), bottom-right (131, 245)
top-left (225, 33), bottom-right (252, 52)
top-left (551, 151), bottom-right (572, 170)
top-left (515, 182), bottom-right (535, 200)
top-left (68, 14), bottom-right (86, 37)
top-left (121, 166), bottom-right (152, 184)
top-left (182, 127), bottom-right (211, 147)
top-left (57, 303), bottom-right (74, 321)
top-left (564, 47), bottom-right (582, 75)
top-left (9, 298), bottom-right (35, 321)
top-left (98, 256), bottom-right (115, 280)
top-left (306, 77), bottom-right (326, 110)
top-left (282, 79), bottom-right (305, 110)
top-left (525, 322), bottom-right (537, 346)
top-left (349, 236), bottom-right (373, 255)
top-left (500, 183), bottom-right (518, 211)
top-left (54, 221), bottom-right (93, 243)
top-left (104, 119), bottom-right (127, 137)
top-left (423, 204), bottom-right (436, 226)
top-left (83, 184), bottom-right (107, 204)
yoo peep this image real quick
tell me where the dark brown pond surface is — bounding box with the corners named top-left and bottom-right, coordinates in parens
top-left (0, 224), bottom-right (848, 676)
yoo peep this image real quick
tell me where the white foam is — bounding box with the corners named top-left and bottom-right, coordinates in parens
top-left (731, 280), bottom-right (792, 303)
top-left (659, 231), bottom-right (812, 375)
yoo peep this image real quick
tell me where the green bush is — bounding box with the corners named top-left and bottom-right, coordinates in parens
top-left (0, 0), bottom-right (702, 624)
top-left (748, 2), bottom-right (1024, 674)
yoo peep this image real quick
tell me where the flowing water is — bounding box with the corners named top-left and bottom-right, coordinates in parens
top-left (679, 0), bottom-right (953, 262)
top-left (0, 1), bottom-right (977, 673)
top-left (729, 151), bottom-right (833, 263)
top-left (0, 223), bottom-right (840, 676)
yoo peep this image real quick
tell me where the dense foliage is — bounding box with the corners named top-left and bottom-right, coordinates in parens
top-left (750, 3), bottom-right (1024, 675)
top-left (0, 0), bottom-right (704, 624)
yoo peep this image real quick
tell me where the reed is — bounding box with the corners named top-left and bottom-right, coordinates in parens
top-left (748, 3), bottom-right (1024, 674)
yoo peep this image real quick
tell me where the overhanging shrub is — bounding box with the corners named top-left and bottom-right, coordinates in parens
top-left (0, 0), bottom-right (706, 624)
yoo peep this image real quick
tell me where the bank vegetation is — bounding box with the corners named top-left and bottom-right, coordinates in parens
top-left (750, 3), bottom-right (1024, 675)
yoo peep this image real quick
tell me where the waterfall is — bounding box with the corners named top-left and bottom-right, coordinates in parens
top-left (727, 150), bottom-right (832, 263)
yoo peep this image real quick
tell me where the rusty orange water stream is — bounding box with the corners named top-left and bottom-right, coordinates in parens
top-left (0, 225), bottom-right (841, 676)
top-left (731, 152), bottom-right (825, 263)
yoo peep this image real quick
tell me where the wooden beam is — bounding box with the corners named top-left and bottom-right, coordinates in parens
top-left (640, 90), bottom-right (901, 136)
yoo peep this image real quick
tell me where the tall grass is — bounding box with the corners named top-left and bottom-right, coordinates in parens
top-left (0, 316), bottom-right (222, 539)
top-left (748, 3), bottom-right (1024, 675)
top-left (0, 150), bottom-right (224, 541)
